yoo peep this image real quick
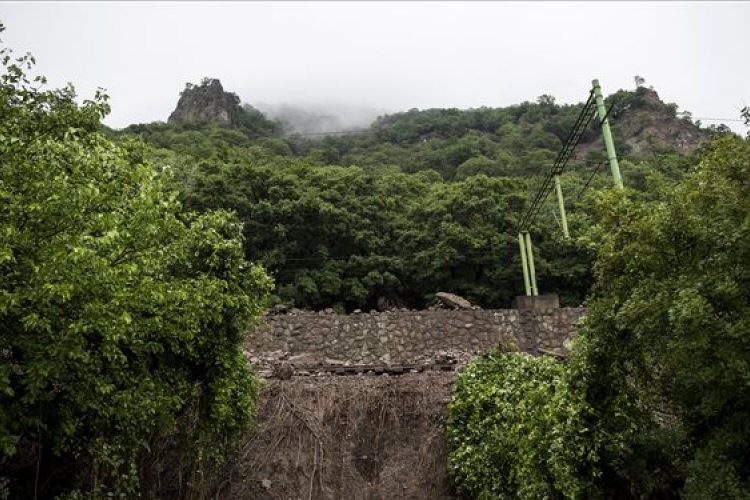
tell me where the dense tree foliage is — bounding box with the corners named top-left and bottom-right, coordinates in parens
top-left (0, 29), bottom-right (272, 498)
top-left (448, 134), bottom-right (750, 499)
top-left (175, 157), bottom-right (538, 310)
top-left (578, 134), bottom-right (750, 498)
top-left (1, 14), bottom-right (742, 498)
top-left (1, 16), bottom-right (743, 499)
top-left (447, 351), bottom-right (598, 500)
top-left (114, 82), bottom-right (715, 311)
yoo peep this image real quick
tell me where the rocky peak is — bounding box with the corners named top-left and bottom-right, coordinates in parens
top-left (578, 85), bottom-right (711, 157)
top-left (168, 78), bottom-right (243, 127)
top-left (619, 87), bottom-right (709, 155)
top-left (634, 86), bottom-right (664, 110)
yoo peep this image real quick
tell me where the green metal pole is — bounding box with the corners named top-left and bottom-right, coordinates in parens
top-left (554, 175), bottom-right (570, 239)
top-left (524, 231), bottom-right (539, 296)
top-left (518, 233), bottom-right (531, 296)
top-left (592, 79), bottom-right (624, 189)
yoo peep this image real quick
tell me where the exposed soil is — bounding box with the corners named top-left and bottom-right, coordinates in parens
top-left (215, 372), bottom-right (460, 500)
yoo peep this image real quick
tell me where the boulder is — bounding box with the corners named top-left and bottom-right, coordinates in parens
top-left (435, 292), bottom-right (472, 309)
top-left (271, 303), bottom-right (290, 315)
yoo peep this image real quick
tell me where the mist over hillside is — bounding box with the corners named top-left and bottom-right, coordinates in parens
top-left (251, 101), bottom-right (389, 136)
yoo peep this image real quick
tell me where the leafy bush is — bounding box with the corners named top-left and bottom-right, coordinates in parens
top-left (0, 26), bottom-right (272, 498)
top-left (447, 350), bottom-right (599, 500)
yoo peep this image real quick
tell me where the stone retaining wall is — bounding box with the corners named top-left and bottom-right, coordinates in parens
top-left (246, 308), bottom-right (587, 365)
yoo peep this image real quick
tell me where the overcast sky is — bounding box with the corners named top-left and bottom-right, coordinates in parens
top-left (3, 1), bottom-right (748, 134)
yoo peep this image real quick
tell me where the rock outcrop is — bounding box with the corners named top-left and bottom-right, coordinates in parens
top-left (578, 86), bottom-right (710, 158)
top-left (168, 78), bottom-right (244, 127)
top-left (613, 87), bottom-right (709, 155)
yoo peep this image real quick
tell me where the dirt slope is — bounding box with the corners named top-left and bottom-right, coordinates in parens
top-left (216, 372), bottom-right (460, 500)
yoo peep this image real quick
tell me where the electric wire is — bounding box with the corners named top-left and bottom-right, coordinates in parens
top-left (692, 117), bottom-right (745, 123)
top-left (287, 129), bottom-right (370, 137)
top-left (517, 90), bottom-right (597, 233)
top-left (598, 102), bottom-right (615, 126)
top-left (576, 160), bottom-right (607, 201)
top-left (280, 116), bottom-right (744, 138)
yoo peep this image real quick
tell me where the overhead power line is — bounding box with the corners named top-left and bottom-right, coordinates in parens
top-left (517, 90), bottom-right (597, 233)
top-left (286, 129), bottom-right (369, 137)
top-left (692, 117), bottom-right (745, 123)
top-left (576, 160), bottom-right (607, 202)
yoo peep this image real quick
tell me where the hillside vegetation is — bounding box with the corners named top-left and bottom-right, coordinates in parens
top-left (115, 77), bottom-right (721, 312)
top-left (448, 134), bottom-right (750, 500)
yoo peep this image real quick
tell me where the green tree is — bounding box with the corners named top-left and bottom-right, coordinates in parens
top-left (578, 134), bottom-right (750, 498)
top-left (454, 155), bottom-right (501, 180)
top-left (400, 176), bottom-right (526, 307)
top-left (0, 29), bottom-right (272, 499)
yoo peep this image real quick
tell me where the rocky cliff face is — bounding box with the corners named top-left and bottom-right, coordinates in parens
top-left (576, 86), bottom-right (710, 160)
top-left (614, 87), bottom-right (709, 155)
top-left (168, 78), bottom-right (243, 127)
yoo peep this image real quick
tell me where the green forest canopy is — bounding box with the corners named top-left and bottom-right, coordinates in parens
top-left (112, 81), bottom-right (717, 311)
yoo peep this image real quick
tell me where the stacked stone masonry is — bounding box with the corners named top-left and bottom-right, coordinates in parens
top-left (247, 308), bottom-right (587, 366)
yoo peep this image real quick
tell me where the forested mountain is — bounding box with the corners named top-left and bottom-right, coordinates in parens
top-left (113, 78), bottom-right (727, 312)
